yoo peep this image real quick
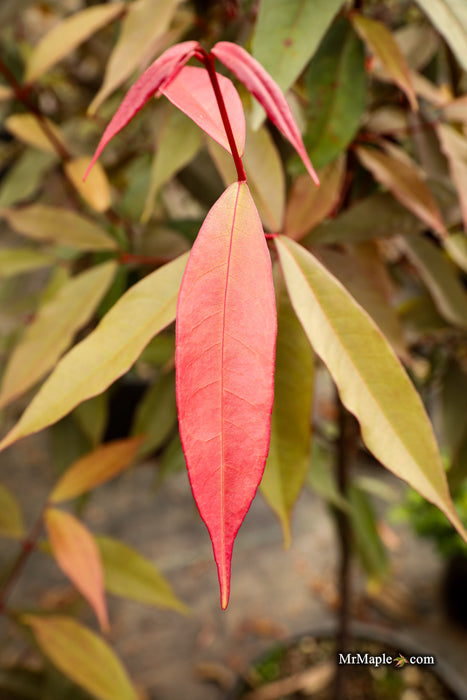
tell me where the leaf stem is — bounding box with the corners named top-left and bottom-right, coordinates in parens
top-left (197, 49), bottom-right (247, 182)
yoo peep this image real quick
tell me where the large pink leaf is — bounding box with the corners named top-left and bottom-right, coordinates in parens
top-left (161, 66), bottom-right (245, 157)
top-left (84, 41), bottom-right (200, 178)
top-left (176, 182), bottom-right (276, 609)
top-left (212, 41), bottom-right (319, 185)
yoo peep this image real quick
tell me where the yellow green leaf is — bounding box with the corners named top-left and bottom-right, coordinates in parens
top-left (45, 509), bottom-right (109, 631)
top-left (1, 204), bottom-right (117, 251)
top-left (356, 145), bottom-right (447, 239)
top-left (96, 535), bottom-right (189, 614)
top-left (131, 371), bottom-right (177, 457)
top-left (25, 3), bottom-right (126, 84)
top-left (88, 0), bottom-right (181, 115)
top-left (64, 157), bottom-right (111, 213)
top-left (445, 232), bottom-right (467, 273)
top-left (0, 484), bottom-right (25, 539)
top-left (0, 150), bottom-right (56, 208)
top-left (351, 14), bottom-right (417, 111)
top-left (284, 155), bottom-right (346, 240)
top-left (436, 123), bottom-right (467, 232)
top-left (0, 248), bottom-right (55, 278)
top-left (50, 437), bottom-right (143, 503)
top-left (0, 253), bottom-right (188, 453)
top-left (0, 261), bottom-right (116, 409)
top-left (4, 114), bottom-right (68, 154)
top-left (275, 235), bottom-right (467, 543)
top-left (22, 615), bottom-right (137, 700)
top-left (260, 278), bottom-right (314, 546)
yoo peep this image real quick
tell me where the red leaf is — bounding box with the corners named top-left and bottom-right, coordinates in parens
top-left (211, 42), bottom-right (319, 186)
top-left (161, 65), bottom-right (245, 157)
top-left (84, 41), bottom-right (200, 178)
top-left (176, 182), bottom-right (276, 609)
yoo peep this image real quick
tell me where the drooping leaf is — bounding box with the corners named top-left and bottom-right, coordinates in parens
top-left (211, 42), bottom-right (319, 185)
top-left (131, 371), bottom-right (177, 457)
top-left (0, 484), bottom-right (25, 539)
top-left (25, 3), bottom-right (126, 84)
top-left (0, 248), bottom-right (55, 278)
top-left (275, 235), bottom-right (467, 543)
top-left (22, 615), bottom-right (137, 700)
top-left (436, 123), bottom-right (467, 232)
top-left (349, 484), bottom-right (388, 585)
top-left (141, 108), bottom-right (202, 223)
top-left (0, 261), bottom-right (116, 409)
top-left (0, 150), bottom-right (56, 208)
top-left (5, 114), bottom-right (68, 154)
top-left (260, 278), bottom-right (314, 547)
top-left (445, 232), bottom-right (467, 274)
top-left (303, 18), bottom-right (366, 170)
top-left (88, 0), bottom-right (182, 114)
top-left (96, 535), bottom-right (188, 614)
top-left (250, 0), bottom-right (344, 128)
top-left (65, 157), bottom-right (111, 213)
top-left (355, 145), bottom-right (447, 239)
top-left (284, 155), bottom-right (346, 240)
top-left (413, 0), bottom-right (467, 72)
top-left (161, 65), bottom-right (246, 156)
top-left (176, 182), bottom-right (276, 608)
top-left (50, 437), bottom-right (143, 503)
top-left (85, 41), bottom-right (200, 177)
top-left (73, 393), bottom-right (108, 448)
top-left (45, 509), bottom-right (108, 631)
top-left (402, 234), bottom-right (467, 329)
top-left (351, 13), bottom-right (417, 111)
top-left (0, 253), bottom-right (187, 453)
top-left (1, 205), bottom-right (117, 251)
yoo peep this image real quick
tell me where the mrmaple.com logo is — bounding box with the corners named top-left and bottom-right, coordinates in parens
top-left (337, 652), bottom-right (436, 668)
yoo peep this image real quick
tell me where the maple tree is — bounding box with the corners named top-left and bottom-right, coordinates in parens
top-left (0, 1), bottom-right (466, 698)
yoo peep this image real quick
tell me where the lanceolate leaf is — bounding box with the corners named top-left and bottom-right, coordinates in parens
top-left (45, 508), bottom-right (109, 632)
top-left (414, 0), bottom-right (467, 72)
top-left (85, 41), bottom-right (200, 177)
top-left (176, 182), bottom-right (276, 609)
top-left (0, 261), bottom-right (116, 409)
top-left (0, 253), bottom-right (188, 453)
top-left (22, 615), bottom-right (137, 700)
top-left (0, 248), bottom-right (55, 278)
top-left (0, 485), bottom-right (25, 539)
top-left (275, 235), bottom-right (467, 543)
top-left (211, 42), bottom-right (319, 185)
top-left (260, 278), bottom-right (314, 547)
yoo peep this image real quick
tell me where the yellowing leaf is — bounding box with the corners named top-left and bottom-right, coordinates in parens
top-left (0, 248), bottom-right (55, 278)
top-left (1, 204), bottom-right (117, 251)
top-left (436, 123), bottom-right (467, 232)
top-left (351, 14), bottom-right (417, 111)
top-left (50, 437), bottom-right (143, 503)
top-left (96, 535), bottom-right (189, 614)
top-left (275, 235), bottom-right (467, 543)
top-left (260, 279), bottom-right (314, 546)
top-left (22, 615), bottom-right (137, 700)
top-left (45, 508), bottom-right (108, 631)
top-left (355, 145), bottom-right (447, 239)
top-left (25, 3), bottom-right (126, 84)
top-left (445, 232), bottom-right (467, 273)
top-left (0, 261), bottom-right (116, 409)
top-left (88, 0), bottom-right (181, 114)
top-left (65, 157), bottom-right (111, 212)
top-left (0, 484), bottom-right (25, 539)
top-left (414, 0), bottom-right (467, 72)
top-left (284, 155), bottom-right (346, 240)
top-left (5, 114), bottom-right (68, 154)
top-left (0, 253), bottom-right (188, 453)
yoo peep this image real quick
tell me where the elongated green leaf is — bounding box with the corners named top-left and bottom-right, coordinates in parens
top-left (0, 253), bottom-right (188, 453)
top-left (0, 150), bottom-right (56, 208)
top-left (0, 484), bottom-right (24, 538)
top-left (73, 393), bottom-right (108, 447)
top-left (45, 509), bottom-right (108, 631)
top-left (436, 123), bottom-right (467, 232)
top-left (251, 0), bottom-right (343, 128)
top-left (349, 484), bottom-right (388, 584)
top-left (25, 3), bottom-right (125, 83)
top-left (414, 0), bottom-right (467, 72)
top-left (0, 261), bottom-right (116, 409)
top-left (23, 615), bottom-right (137, 700)
top-left (64, 157), bottom-right (111, 213)
top-left (275, 235), bottom-right (467, 542)
top-left (260, 279), bottom-right (314, 546)
top-left (1, 205), bottom-right (117, 251)
top-left (5, 114), bottom-right (68, 154)
top-left (0, 248), bottom-right (55, 278)
top-left (50, 437), bottom-right (143, 503)
top-left (131, 371), bottom-right (176, 456)
top-left (402, 234), bottom-right (467, 329)
top-left (304, 18), bottom-right (366, 170)
top-left (96, 535), bottom-right (188, 614)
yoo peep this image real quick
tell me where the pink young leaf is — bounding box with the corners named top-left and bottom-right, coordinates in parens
top-left (176, 182), bottom-right (276, 609)
top-left (161, 65), bottom-right (245, 157)
top-left (211, 41), bottom-right (319, 186)
top-left (84, 41), bottom-right (200, 179)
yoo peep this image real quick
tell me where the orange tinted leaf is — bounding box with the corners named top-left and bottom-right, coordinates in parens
top-left (65, 157), bottom-right (111, 212)
top-left (45, 508), bottom-right (108, 631)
